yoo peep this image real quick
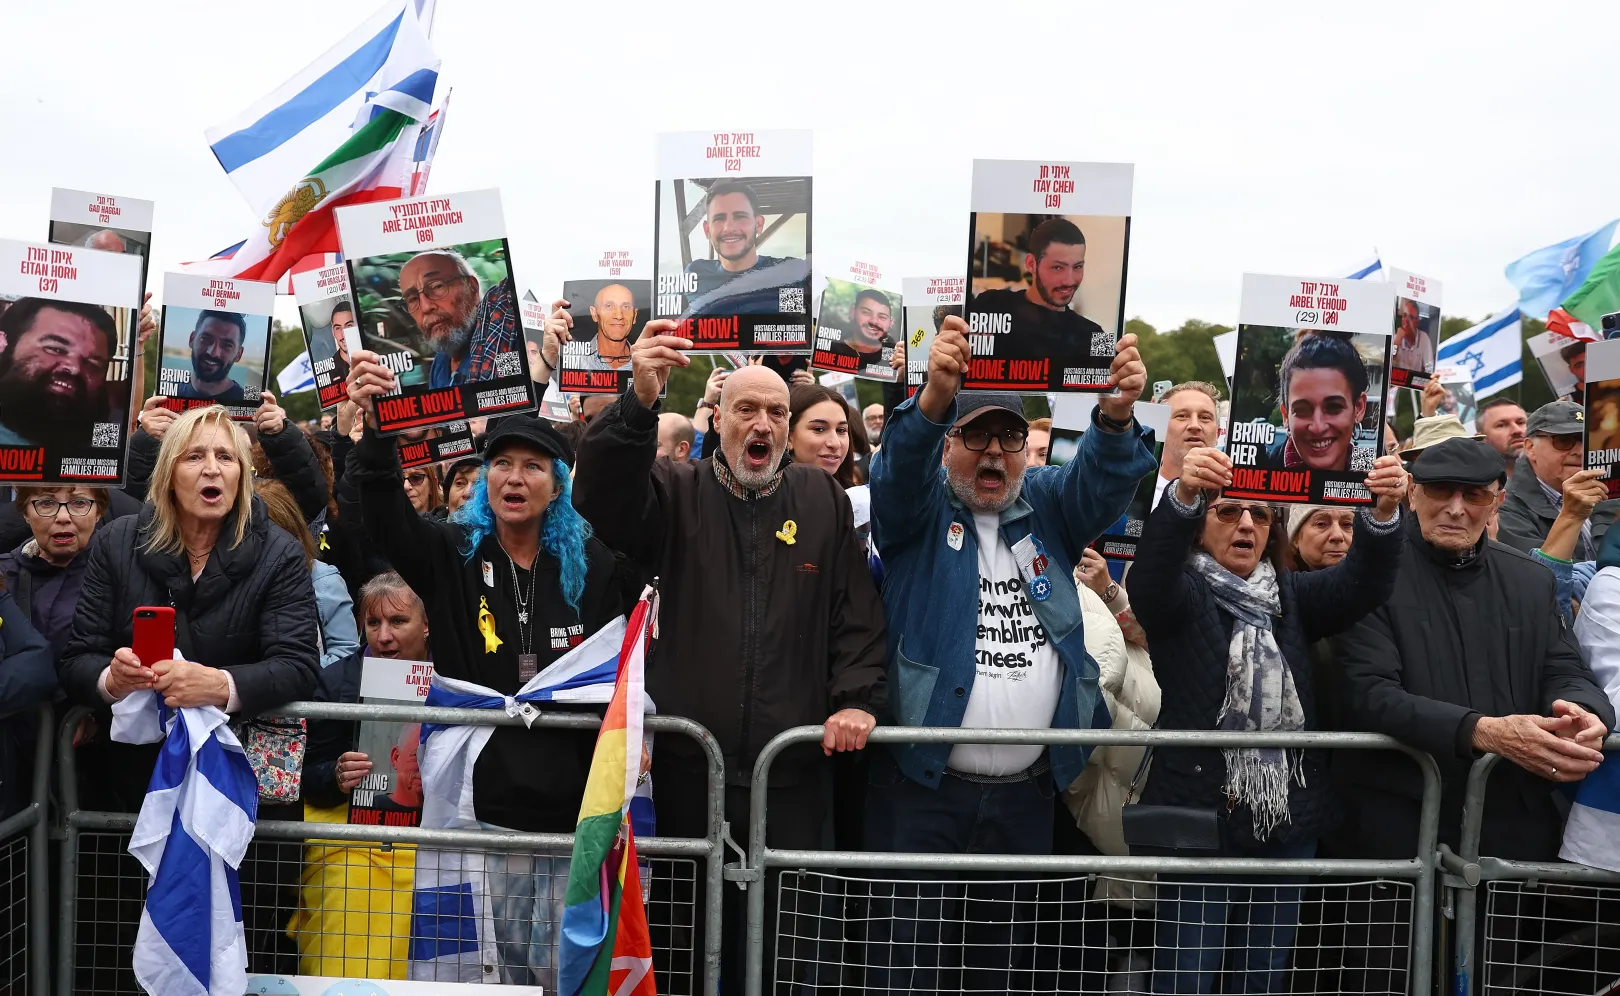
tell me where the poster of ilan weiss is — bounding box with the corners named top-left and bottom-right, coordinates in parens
top-left (653, 129), bottom-right (812, 352)
top-left (1225, 273), bottom-right (1395, 505)
top-left (335, 188), bottom-right (536, 433)
top-left (963, 159), bottom-right (1132, 393)
top-left (0, 239), bottom-right (142, 484)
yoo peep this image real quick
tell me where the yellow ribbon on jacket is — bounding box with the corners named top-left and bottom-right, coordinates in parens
top-left (776, 520), bottom-right (797, 545)
top-left (318, 531), bottom-right (330, 552)
top-left (477, 596), bottom-right (502, 654)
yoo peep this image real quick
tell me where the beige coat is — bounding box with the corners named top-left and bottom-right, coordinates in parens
top-left (1062, 582), bottom-right (1161, 905)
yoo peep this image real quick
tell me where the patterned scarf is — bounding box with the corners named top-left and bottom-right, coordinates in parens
top-left (1190, 551), bottom-right (1305, 839)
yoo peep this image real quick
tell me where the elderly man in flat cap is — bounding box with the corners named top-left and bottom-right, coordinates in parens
top-left (1324, 436), bottom-right (1613, 990)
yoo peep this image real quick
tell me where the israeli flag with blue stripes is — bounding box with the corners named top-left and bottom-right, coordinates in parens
top-left (204, 0), bottom-right (439, 216)
top-left (111, 690), bottom-right (258, 996)
top-left (1564, 567), bottom-right (1620, 873)
top-left (1435, 308), bottom-right (1524, 399)
top-left (1344, 255), bottom-right (1384, 281)
top-left (408, 616), bottom-right (659, 982)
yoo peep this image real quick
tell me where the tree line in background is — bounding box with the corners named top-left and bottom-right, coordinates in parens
top-left (254, 312), bottom-right (1561, 436)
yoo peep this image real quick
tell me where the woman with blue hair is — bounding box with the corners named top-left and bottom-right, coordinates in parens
top-left (344, 372), bottom-right (625, 986)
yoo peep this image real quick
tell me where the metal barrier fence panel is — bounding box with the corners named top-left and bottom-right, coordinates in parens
top-left (1449, 739), bottom-right (1620, 996)
top-left (0, 705), bottom-right (55, 996)
top-left (54, 702), bottom-right (727, 996)
top-left (742, 727), bottom-right (1446, 996)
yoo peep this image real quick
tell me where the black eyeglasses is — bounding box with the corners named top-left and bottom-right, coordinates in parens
top-left (1533, 433), bottom-right (1581, 452)
top-left (404, 472), bottom-right (431, 487)
top-left (29, 497), bottom-right (95, 518)
top-left (1418, 482), bottom-right (1499, 506)
top-left (948, 426), bottom-right (1028, 452)
top-left (1210, 502), bottom-right (1274, 526)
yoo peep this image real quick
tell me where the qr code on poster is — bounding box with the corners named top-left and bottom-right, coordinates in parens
top-left (1091, 328), bottom-right (1116, 354)
top-left (492, 351), bottom-right (522, 378)
top-left (779, 287), bottom-right (805, 314)
top-left (1350, 446), bottom-right (1375, 472)
top-left (90, 422), bottom-right (120, 448)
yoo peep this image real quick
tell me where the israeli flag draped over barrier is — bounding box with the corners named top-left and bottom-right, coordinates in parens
top-left (1436, 308), bottom-right (1524, 399)
top-left (408, 615), bottom-right (657, 982)
top-left (110, 689), bottom-right (258, 996)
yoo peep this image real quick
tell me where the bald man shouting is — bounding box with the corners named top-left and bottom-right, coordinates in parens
top-left (574, 318), bottom-right (886, 989)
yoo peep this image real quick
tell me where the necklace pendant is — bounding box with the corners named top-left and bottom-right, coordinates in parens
top-left (518, 610), bottom-right (529, 624)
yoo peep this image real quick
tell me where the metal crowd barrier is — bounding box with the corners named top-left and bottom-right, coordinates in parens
top-left (0, 705), bottom-right (53, 996)
top-left (739, 727), bottom-right (1445, 996)
top-left (54, 701), bottom-right (726, 996)
top-left (1444, 737), bottom-right (1620, 996)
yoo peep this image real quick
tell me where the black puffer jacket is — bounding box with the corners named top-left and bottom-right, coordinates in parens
top-left (60, 497), bottom-right (322, 803)
top-left (1126, 490), bottom-right (1403, 849)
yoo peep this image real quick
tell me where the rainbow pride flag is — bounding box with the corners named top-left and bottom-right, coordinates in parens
top-left (558, 586), bottom-right (658, 996)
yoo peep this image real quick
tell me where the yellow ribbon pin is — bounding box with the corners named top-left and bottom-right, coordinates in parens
top-left (776, 520), bottom-right (797, 545)
top-left (477, 596), bottom-right (502, 654)
top-left (318, 531), bottom-right (330, 552)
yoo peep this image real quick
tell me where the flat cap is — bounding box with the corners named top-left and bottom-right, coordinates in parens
top-left (1408, 437), bottom-right (1506, 487)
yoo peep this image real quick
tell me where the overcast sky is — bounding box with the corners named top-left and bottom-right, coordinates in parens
top-left (4, 0), bottom-right (1616, 331)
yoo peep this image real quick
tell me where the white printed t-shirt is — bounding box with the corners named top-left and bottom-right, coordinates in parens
top-left (947, 513), bottom-right (1063, 776)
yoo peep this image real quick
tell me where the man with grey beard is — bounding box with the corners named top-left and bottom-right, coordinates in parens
top-left (397, 249), bottom-right (520, 390)
top-left (862, 314), bottom-right (1154, 994)
top-left (572, 317), bottom-right (887, 992)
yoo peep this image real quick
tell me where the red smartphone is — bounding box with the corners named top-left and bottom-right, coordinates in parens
top-left (132, 606), bottom-right (175, 667)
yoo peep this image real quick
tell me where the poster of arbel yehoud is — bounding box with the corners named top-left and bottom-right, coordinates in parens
top-left (1225, 273), bottom-right (1395, 505)
top-left (1584, 338), bottom-right (1620, 499)
top-left (156, 271), bottom-right (275, 421)
top-left (812, 260), bottom-right (902, 382)
top-left (653, 129), bottom-right (812, 352)
top-left (1387, 268), bottom-right (1442, 391)
top-left (293, 263), bottom-right (358, 410)
top-left (963, 160), bottom-right (1131, 393)
top-left (902, 276), bottom-right (967, 399)
top-left (348, 656), bottom-right (435, 829)
top-left (561, 250), bottom-right (651, 394)
top-left (0, 240), bottom-right (141, 484)
top-left (334, 188), bottom-right (536, 434)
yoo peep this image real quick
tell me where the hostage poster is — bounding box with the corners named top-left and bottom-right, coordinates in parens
top-left (335, 188), bottom-right (536, 433)
top-left (1387, 268), bottom-right (1442, 390)
top-left (902, 275), bottom-right (966, 399)
top-left (0, 239), bottom-right (142, 483)
top-left (348, 656), bottom-right (435, 829)
top-left (560, 249), bottom-right (650, 395)
top-left (963, 159), bottom-right (1132, 393)
top-left (1225, 273), bottom-right (1395, 505)
top-left (653, 129), bottom-right (812, 352)
top-left (155, 271), bottom-right (275, 420)
top-left (293, 262), bottom-right (358, 410)
top-left (1585, 338), bottom-right (1620, 498)
top-left (811, 259), bottom-right (902, 381)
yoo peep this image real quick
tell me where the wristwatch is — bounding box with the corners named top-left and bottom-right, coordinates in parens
top-left (698, 399), bottom-right (718, 411)
top-left (1103, 581), bottom-right (1121, 604)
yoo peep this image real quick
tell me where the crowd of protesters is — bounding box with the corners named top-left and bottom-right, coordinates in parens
top-left (0, 297), bottom-right (1614, 996)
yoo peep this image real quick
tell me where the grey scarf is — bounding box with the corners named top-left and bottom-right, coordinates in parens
top-left (1190, 551), bottom-right (1305, 839)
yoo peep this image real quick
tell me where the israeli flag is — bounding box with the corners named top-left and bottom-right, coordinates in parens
top-left (111, 690), bottom-right (258, 996)
top-left (275, 351), bottom-right (316, 395)
top-left (1564, 567), bottom-right (1620, 872)
top-left (1344, 254), bottom-right (1385, 281)
top-left (409, 616), bottom-right (644, 982)
top-left (204, 0), bottom-right (439, 216)
top-left (1436, 308), bottom-right (1523, 399)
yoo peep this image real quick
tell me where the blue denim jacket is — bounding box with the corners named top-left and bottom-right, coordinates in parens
top-left (869, 393), bottom-right (1158, 791)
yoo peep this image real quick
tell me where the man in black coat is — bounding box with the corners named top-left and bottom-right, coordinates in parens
top-left (1329, 437), bottom-right (1613, 988)
top-left (573, 318), bottom-right (887, 994)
